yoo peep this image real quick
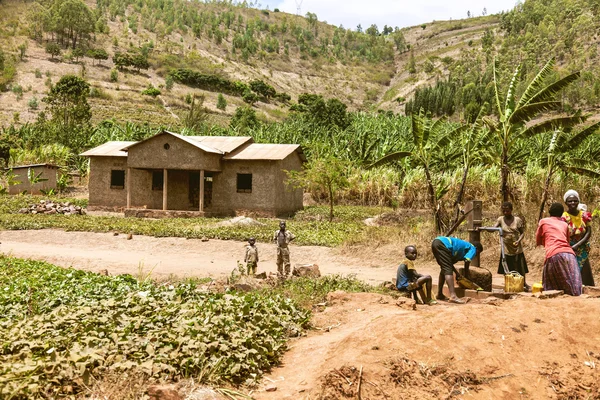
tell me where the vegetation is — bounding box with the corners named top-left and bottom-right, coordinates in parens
top-left (0, 256), bottom-right (309, 397)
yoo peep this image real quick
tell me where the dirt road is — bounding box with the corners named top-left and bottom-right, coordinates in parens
top-left (0, 229), bottom-right (403, 284)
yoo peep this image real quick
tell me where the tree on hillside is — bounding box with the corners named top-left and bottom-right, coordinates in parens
top-left (57, 0), bottom-right (95, 48)
top-left (43, 74), bottom-right (91, 128)
top-left (484, 58), bottom-right (586, 202)
top-left (45, 42), bottom-right (61, 60)
top-left (230, 106), bottom-right (259, 133)
top-left (292, 94), bottom-right (351, 129)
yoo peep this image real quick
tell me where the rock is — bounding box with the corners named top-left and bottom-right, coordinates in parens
top-left (233, 283), bottom-right (254, 292)
top-left (327, 290), bottom-right (349, 303)
top-left (265, 385), bottom-right (277, 392)
top-left (127, 233), bottom-right (133, 240)
top-left (535, 290), bottom-right (564, 299)
top-left (458, 266), bottom-right (493, 292)
top-left (292, 264), bottom-right (321, 278)
top-left (380, 281), bottom-right (397, 290)
top-left (364, 217), bottom-right (379, 226)
top-left (255, 272), bottom-right (267, 279)
top-left (147, 384), bottom-right (181, 400)
top-left (18, 208), bottom-right (28, 214)
top-left (201, 236), bottom-right (209, 242)
top-left (99, 269), bottom-right (109, 276)
top-left (113, 232), bottom-right (119, 236)
top-left (396, 297), bottom-right (417, 310)
top-left (482, 297), bottom-right (504, 306)
top-left (583, 286), bottom-right (600, 297)
top-left (47, 208), bottom-right (57, 215)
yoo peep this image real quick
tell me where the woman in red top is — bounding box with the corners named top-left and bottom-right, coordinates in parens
top-left (536, 203), bottom-right (582, 296)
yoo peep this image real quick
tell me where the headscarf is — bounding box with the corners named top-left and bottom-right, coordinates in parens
top-left (563, 189), bottom-right (587, 211)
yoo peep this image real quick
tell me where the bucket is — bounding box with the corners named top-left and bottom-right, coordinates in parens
top-left (504, 271), bottom-right (524, 293)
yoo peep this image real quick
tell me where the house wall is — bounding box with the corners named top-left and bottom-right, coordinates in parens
top-left (88, 157), bottom-right (128, 207)
top-left (210, 154), bottom-right (303, 216)
top-left (275, 152), bottom-right (304, 215)
top-left (9, 166), bottom-right (58, 195)
top-left (211, 160), bottom-right (278, 215)
top-left (127, 133), bottom-right (222, 171)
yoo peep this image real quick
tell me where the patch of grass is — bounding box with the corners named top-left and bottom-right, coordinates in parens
top-left (266, 274), bottom-right (388, 310)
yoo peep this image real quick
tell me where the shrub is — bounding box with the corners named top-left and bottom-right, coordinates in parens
top-left (110, 69), bottom-right (118, 82)
top-left (142, 85), bottom-right (161, 97)
top-left (165, 75), bottom-right (174, 90)
top-left (242, 89), bottom-right (259, 105)
top-left (216, 93), bottom-right (227, 110)
top-left (169, 68), bottom-right (249, 96)
top-left (28, 97), bottom-right (38, 110)
top-left (34, 69), bottom-right (42, 78)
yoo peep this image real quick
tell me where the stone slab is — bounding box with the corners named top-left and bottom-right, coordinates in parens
top-left (583, 286), bottom-right (600, 297)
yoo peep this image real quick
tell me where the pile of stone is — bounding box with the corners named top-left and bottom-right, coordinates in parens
top-left (18, 200), bottom-right (86, 215)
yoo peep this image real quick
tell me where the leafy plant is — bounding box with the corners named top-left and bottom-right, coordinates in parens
top-left (141, 85), bottom-right (161, 97)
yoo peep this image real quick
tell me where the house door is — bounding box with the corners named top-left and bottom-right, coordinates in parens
top-left (189, 172), bottom-right (213, 209)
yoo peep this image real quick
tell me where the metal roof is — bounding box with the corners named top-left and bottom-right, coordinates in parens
top-left (80, 141), bottom-right (136, 157)
top-left (187, 136), bottom-right (253, 153)
top-left (7, 163), bottom-right (61, 170)
top-left (119, 131), bottom-right (223, 154)
top-left (223, 144), bottom-right (305, 161)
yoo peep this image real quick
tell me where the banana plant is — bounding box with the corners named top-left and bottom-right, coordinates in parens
top-left (485, 58), bottom-right (586, 202)
top-left (537, 121), bottom-right (600, 221)
top-left (370, 110), bottom-right (468, 232)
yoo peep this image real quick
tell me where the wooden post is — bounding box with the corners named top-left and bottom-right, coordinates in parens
top-left (126, 167), bottom-right (131, 209)
top-left (465, 200), bottom-right (482, 267)
top-left (199, 169), bottom-right (205, 212)
top-left (162, 169), bottom-right (168, 211)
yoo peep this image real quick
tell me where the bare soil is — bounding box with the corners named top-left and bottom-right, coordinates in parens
top-left (0, 229), bottom-right (413, 284)
top-left (254, 292), bottom-right (600, 400)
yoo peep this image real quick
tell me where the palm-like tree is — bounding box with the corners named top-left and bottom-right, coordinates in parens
top-left (536, 122), bottom-right (600, 221)
top-left (485, 58), bottom-right (586, 202)
top-left (370, 110), bottom-right (467, 232)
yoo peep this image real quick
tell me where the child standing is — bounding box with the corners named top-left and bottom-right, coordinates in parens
top-left (396, 245), bottom-right (436, 305)
top-left (245, 238), bottom-right (259, 275)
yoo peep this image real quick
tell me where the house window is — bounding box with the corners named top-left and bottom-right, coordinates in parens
top-left (152, 171), bottom-right (164, 190)
top-left (237, 173), bottom-right (252, 193)
top-left (110, 170), bottom-right (125, 189)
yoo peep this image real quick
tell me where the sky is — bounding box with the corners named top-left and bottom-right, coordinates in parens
top-left (259, 0), bottom-right (519, 30)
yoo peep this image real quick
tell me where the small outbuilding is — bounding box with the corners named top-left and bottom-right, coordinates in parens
top-left (6, 164), bottom-right (60, 195)
top-left (80, 131), bottom-right (305, 217)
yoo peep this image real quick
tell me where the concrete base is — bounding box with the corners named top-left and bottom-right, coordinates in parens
top-left (432, 284), bottom-right (511, 300)
top-left (124, 209), bottom-right (206, 218)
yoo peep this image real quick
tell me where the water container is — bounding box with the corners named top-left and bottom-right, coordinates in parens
top-left (532, 282), bottom-right (543, 294)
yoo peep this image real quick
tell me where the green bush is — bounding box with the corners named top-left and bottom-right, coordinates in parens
top-left (169, 68), bottom-right (249, 96)
top-left (110, 68), bottom-right (118, 82)
top-left (141, 85), bottom-right (161, 97)
top-left (27, 97), bottom-right (38, 110)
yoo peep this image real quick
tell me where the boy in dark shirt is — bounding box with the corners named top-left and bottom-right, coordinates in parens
top-left (396, 245), bottom-right (436, 305)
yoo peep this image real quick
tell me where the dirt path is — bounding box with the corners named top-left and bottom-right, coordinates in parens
top-left (0, 229), bottom-right (405, 284)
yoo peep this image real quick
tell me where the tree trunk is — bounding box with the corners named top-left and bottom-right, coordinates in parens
top-left (452, 163), bottom-right (470, 226)
top-left (538, 164), bottom-right (554, 222)
top-left (424, 165), bottom-right (440, 232)
top-left (501, 150), bottom-right (510, 202)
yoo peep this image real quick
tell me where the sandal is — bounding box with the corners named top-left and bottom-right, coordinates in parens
top-left (428, 299), bottom-right (438, 306)
top-left (448, 297), bottom-right (470, 304)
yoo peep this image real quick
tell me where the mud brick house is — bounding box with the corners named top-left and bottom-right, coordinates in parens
top-left (81, 131), bottom-right (305, 217)
top-left (6, 164), bottom-right (60, 195)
